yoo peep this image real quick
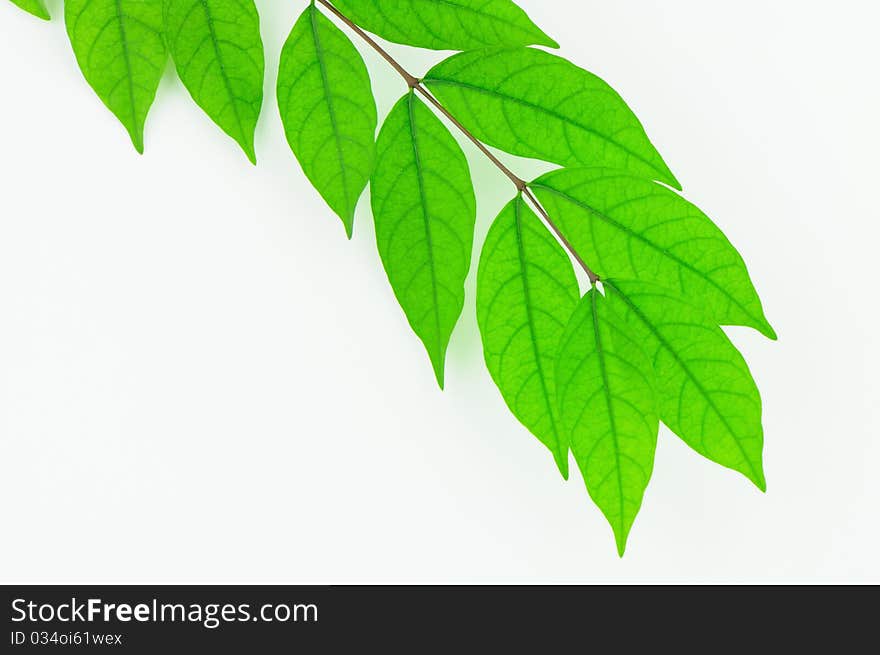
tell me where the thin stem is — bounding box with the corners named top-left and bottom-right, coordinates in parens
top-left (315, 0), bottom-right (598, 282)
top-left (315, 0), bottom-right (420, 87)
top-left (414, 85), bottom-right (527, 192)
top-left (314, 0), bottom-right (526, 187)
top-left (522, 187), bottom-right (599, 284)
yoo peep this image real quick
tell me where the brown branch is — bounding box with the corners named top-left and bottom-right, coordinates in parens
top-left (315, 0), bottom-right (420, 89)
top-left (315, 0), bottom-right (525, 190)
top-left (314, 0), bottom-right (598, 283)
top-left (522, 187), bottom-right (599, 284)
top-left (413, 85), bottom-right (528, 192)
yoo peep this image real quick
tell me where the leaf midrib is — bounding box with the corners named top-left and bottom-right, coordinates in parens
top-left (424, 77), bottom-right (666, 179)
top-left (197, 0), bottom-right (248, 150)
top-left (531, 182), bottom-right (769, 334)
top-left (112, 0), bottom-right (139, 147)
top-left (359, 0), bottom-right (552, 46)
top-left (512, 198), bottom-right (562, 461)
top-left (418, 0), bottom-right (550, 44)
top-left (590, 292), bottom-right (625, 538)
top-left (407, 93), bottom-right (444, 370)
top-left (310, 5), bottom-right (353, 227)
top-left (605, 281), bottom-right (762, 485)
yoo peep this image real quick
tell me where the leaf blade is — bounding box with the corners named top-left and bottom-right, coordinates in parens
top-left (532, 168), bottom-right (776, 338)
top-left (424, 48), bottom-right (678, 187)
top-left (331, 0), bottom-right (557, 51)
top-left (556, 289), bottom-right (659, 555)
top-left (372, 92), bottom-right (476, 387)
top-left (604, 279), bottom-right (767, 490)
top-left (278, 4), bottom-right (377, 236)
top-left (10, 0), bottom-right (50, 20)
top-left (163, 0), bottom-right (264, 162)
top-left (477, 196), bottom-right (580, 478)
top-left (65, 0), bottom-right (167, 152)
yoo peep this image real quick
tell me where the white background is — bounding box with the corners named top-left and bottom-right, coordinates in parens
top-left (1, 0), bottom-right (877, 583)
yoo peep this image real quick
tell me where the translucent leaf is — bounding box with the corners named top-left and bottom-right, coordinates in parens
top-left (331, 0), bottom-right (557, 51)
top-left (10, 0), bottom-right (50, 20)
top-left (477, 195), bottom-right (579, 477)
top-left (424, 48), bottom-right (678, 187)
top-left (556, 289), bottom-right (659, 555)
top-left (65, 0), bottom-right (167, 153)
top-left (372, 92), bottom-right (476, 387)
top-left (278, 3), bottom-right (377, 237)
top-left (605, 279), bottom-right (767, 490)
top-left (163, 0), bottom-right (264, 163)
top-left (532, 168), bottom-right (776, 339)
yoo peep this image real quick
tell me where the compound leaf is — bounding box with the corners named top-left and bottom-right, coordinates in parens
top-left (556, 289), bottom-right (659, 556)
top-left (532, 168), bottom-right (776, 339)
top-left (163, 0), bottom-right (264, 163)
top-left (2, 0), bottom-right (774, 556)
top-left (331, 0), bottom-right (557, 51)
top-left (372, 92), bottom-right (476, 387)
top-left (10, 0), bottom-right (50, 20)
top-left (424, 48), bottom-right (678, 187)
top-left (278, 3), bottom-right (377, 237)
top-left (604, 279), bottom-right (766, 489)
top-left (477, 195), bottom-right (579, 478)
top-left (65, 0), bottom-right (167, 153)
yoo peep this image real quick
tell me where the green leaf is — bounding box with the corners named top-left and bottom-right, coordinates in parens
top-left (331, 0), bottom-right (557, 51)
top-left (163, 0), bottom-right (264, 163)
top-left (424, 48), bottom-right (678, 188)
top-left (372, 92), bottom-right (476, 388)
top-left (277, 3), bottom-right (377, 237)
top-left (10, 0), bottom-right (50, 20)
top-left (556, 289), bottom-right (659, 556)
top-left (604, 279), bottom-right (766, 490)
top-left (477, 195), bottom-right (580, 478)
top-left (64, 0), bottom-right (167, 153)
top-left (531, 168), bottom-right (776, 339)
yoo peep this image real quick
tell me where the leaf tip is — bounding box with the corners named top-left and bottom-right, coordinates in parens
top-left (430, 353), bottom-right (447, 391)
top-left (745, 462), bottom-right (767, 493)
top-left (128, 130), bottom-right (145, 155)
top-left (663, 171), bottom-right (683, 192)
top-left (553, 451), bottom-right (570, 481)
top-left (754, 473), bottom-right (768, 494)
top-left (21, 2), bottom-right (51, 20)
top-left (343, 217), bottom-right (355, 240)
top-left (608, 515), bottom-right (634, 558)
top-left (241, 139), bottom-right (257, 165)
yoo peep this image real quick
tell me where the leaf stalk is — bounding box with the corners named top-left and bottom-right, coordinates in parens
top-left (314, 0), bottom-right (598, 283)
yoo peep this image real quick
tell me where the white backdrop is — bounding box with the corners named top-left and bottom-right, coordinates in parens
top-left (1, 0), bottom-right (877, 583)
